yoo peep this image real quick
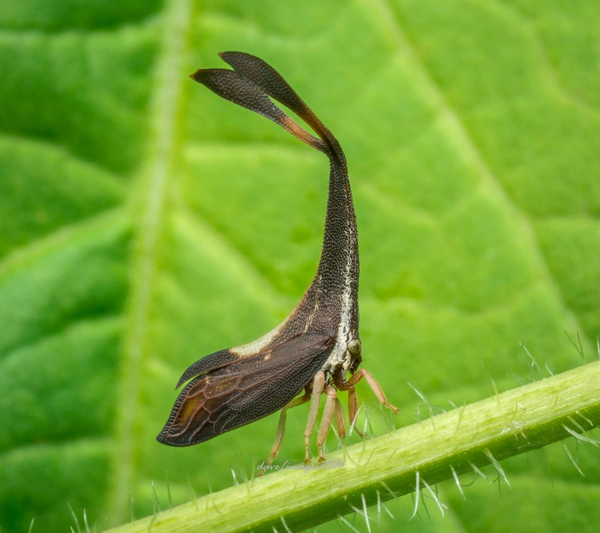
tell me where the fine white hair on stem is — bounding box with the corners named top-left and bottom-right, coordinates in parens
top-left (468, 460), bottom-right (491, 482)
top-left (166, 471), bottom-right (173, 509)
top-left (562, 442), bottom-right (585, 477)
top-left (331, 423), bottom-right (339, 440)
top-left (187, 475), bottom-right (198, 510)
top-left (280, 516), bottom-right (292, 533)
top-left (347, 497), bottom-right (375, 533)
top-left (362, 493), bottom-right (372, 533)
top-left (450, 464), bottom-right (466, 499)
top-left (567, 415), bottom-right (587, 433)
top-left (209, 495), bottom-right (223, 515)
top-left (563, 425), bottom-right (600, 447)
top-left (404, 411), bottom-right (424, 426)
top-left (484, 448), bottom-right (511, 488)
top-left (364, 407), bottom-right (376, 437)
top-left (480, 361), bottom-right (499, 401)
top-left (330, 424), bottom-right (344, 450)
top-left (519, 342), bottom-right (540, 373)
top-left (454, 402), bottom-right (467, 434)
top-left (83, 509), bottom-right (90, 533)
top-left (409, 470), bottom-right (421, 520)
top-left (151, 480), bottom-right (161, 512)
top-left (241, 468), bottom-right (252, 495)
top-left (419, 490), bottom-right (433, 521)
top-left (230, 465), bottom-right (239, 486)
top-left (414, 402), bottom-right (423, 421)
top-left (408, 382), bottom-right (436, 429)
top-left (534, 448), bottom-right (554, 486)
top-left (67, 502), bottom-right (81, 533)
top-left (379, 480), bottom-right (401, 510)
top-left (28, 518), bottom-right (35, 533)
top-left (382, 501), bottom-right (395, 519)
top-left (565, 330), bottom-right (586, 361)
top-left (348, 403), bottom-right (364, 437)
top-left (509, 373), bottom-right (530, 386)
top-left (575, 410), bottom-right (594, 427)
top-left (422, 479), bottom-right (446, 517)
top-left (337, 514), bottom-right (361, 533)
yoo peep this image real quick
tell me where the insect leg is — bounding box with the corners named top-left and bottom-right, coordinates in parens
top-left (347, 388), bottom-right (364, 438)
top-left (348, 369), bottom-right (399, 413)
top-left (317, 385), bottom-right (338, 461)
top-left (304, 371), bottom-right (325, 463)
top-left (259, 392), bottom-right (311, 476)
top-left (334, 397), bottom-right (346, 440)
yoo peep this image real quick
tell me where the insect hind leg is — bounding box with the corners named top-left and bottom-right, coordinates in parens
top-left (259, 391), bottom-right (311, 476)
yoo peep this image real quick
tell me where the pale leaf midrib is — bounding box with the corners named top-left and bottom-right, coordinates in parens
top-left (109, 0), bottom-right (194, 523)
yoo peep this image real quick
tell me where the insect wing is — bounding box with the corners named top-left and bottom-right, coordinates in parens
top-left (157, 332), bottom-right (335, 446)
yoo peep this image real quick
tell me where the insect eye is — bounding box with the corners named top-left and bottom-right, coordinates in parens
top-left (347, 339), bottom-right (361, 356)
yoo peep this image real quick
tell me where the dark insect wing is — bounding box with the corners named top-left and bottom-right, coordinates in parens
top-left (157, 333), bottom-right (335, 446)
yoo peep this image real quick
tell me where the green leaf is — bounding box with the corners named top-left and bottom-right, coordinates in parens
top-left (1, 0), bottom-right (599, 532)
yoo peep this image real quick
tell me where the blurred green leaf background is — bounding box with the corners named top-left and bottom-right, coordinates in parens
top-left (1, 0), bottom-right (599, 531)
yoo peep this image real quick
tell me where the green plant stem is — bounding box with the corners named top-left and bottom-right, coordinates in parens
top-left (108, 360), bottom-right (600, 533)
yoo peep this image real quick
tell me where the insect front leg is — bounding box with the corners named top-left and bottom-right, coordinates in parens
top-left (347, 369), bottom-right (399, 414)
top-left (334, 367), bottom-right (398, 436)
top-left (304, 371), bottom-right (325, 463)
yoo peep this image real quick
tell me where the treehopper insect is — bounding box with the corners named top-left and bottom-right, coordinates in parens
top-left (157, 52), bottom-right (398, 467)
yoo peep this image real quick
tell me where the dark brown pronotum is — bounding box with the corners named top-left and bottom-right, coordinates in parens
top-left (157, 52), bottom-right (397, 465)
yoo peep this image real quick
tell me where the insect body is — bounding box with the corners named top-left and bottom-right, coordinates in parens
top-left (157, 52), bottom-right (398, 464)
